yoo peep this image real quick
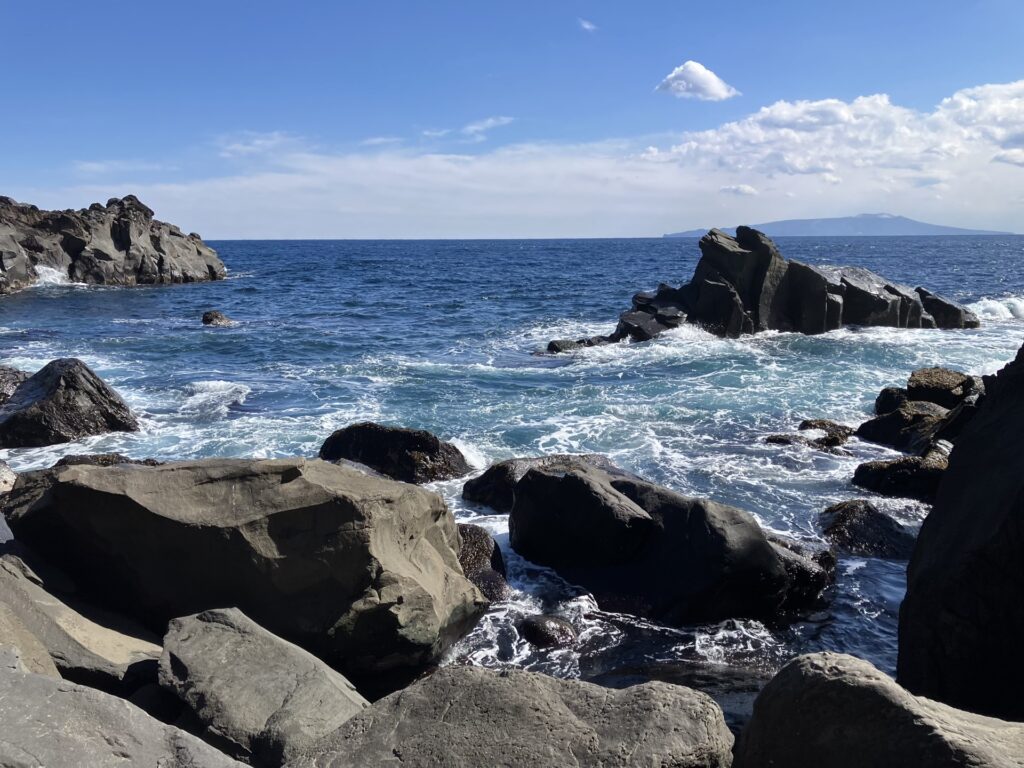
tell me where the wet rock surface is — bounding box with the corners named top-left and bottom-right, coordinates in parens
top-left (319, 421), bottom-right (471, 483)
top-left (820, 499), bottom-right (916, 558)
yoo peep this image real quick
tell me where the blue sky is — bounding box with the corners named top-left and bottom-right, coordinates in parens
top-left (3, 1), bottom-right (1022, 237)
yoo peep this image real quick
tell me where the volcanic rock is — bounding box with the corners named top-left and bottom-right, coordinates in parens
top-left (820, 499), bottom-right (916, 559)
top-left (853, 442), bottom-right (950, 503)
top-left (855, 400), bottom-right (948, 453)
top-left (519, 615), bottom-right (577, 648)
top-left (319, 421), bottom-right (471, 483)
top-left (457, 523), bottom-right (510, 601)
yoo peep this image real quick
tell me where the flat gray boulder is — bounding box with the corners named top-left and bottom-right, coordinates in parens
top-left (2, 458), bottom-right (486, 682)
top-left (0, 194), bottom-right (225, 294)
top-left (0, 358), bottom-right (139, 448)
top-left (160, 608), bottom-right (369, 767)
top-left (293, 665), bottom-right (734, 767)
top-left (0, 666), bottom-right (243, 767)
top-left (735, 652), bottom-right (1024, 768)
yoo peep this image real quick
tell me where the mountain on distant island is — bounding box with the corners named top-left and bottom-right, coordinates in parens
top-left (664, 213), bottom-right (1013, 238)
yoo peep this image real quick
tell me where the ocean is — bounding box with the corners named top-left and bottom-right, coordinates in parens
top-left (3, 235), bottom-right (1023, 717)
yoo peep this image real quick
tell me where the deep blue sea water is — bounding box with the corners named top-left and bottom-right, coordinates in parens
top-left (3, 236), bottom-right (1023, 716)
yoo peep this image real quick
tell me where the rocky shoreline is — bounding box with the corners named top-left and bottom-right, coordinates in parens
top-left (1, 219), bottom-right (1022, 766)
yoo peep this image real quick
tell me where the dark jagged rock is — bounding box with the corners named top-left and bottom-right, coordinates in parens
top-left (798, 418), bottom-right (855, 446)
top-left (934, 392), bottom-right (984, 443)
top-left (520, 615), bottom-right (577, 648)
top-left (2, 458), bottom-right (486, 684)
top-left (547, 227), bottom-right (979, 350)
top-left (0, 194), bottom-right (226, 294)
top-left (319, 421), bottom-right (471, 483)
top-left (907, 366), bottom-right (983, 409)
top-left (53, 453), bottom-right (163, 468)
top-left (0, 358), bottom-right (138, 448)
top-left (292, 666), bottom-right (734, 767)
top-left (457, 523), bottom-right (511, 601)
top-left (160, 608), bottom-right (369, 767)
top-left (763, 433), bottom-right (851, 456)
top-left (899, 344), bottom-right (1024, 720)
top-left (764, 533), bottom-right (835, 611)
top-left (202, 310), bottom-right (232, 326)
top-left (875, 385), bottom-right (908, 415)
top-left (855, 400), bottom-right (948, 453)
top-left (820, 500), bottom-right (916, 559)
top-left (0, 666), bottom-right (243, 767)
top-left (734, 653), bottom-right (1024, 768)
top-left (0, 365), bottom-right (28, 406)
top-left (509, 464), bottom-right (830, 625)
top-left (852, 442), bottom-right (950, 503)
top-left (462, 453), bottom-right (638, 514)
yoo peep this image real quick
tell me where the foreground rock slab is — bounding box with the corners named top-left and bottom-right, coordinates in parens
top-left (293, 665), bottom-right (734, 768)
top-left (319, 421), bottom-right (471, 483)
top-left (0, 194), bottom-right (226, 294)
top-left (3, 458), bottom-right (486, 682)
top-left (0, 666), bottom-right (243, 767)
top-left (0, 358), bottom-right (139, 448)
top-left (899, 343), bottom-right (1024, 720)
top-left (734, 653), bottom-right (1024, 768)
top-left (160, 608), bottom-right (368, 767)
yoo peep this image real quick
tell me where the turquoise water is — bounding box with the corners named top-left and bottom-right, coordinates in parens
top-left (2, 235), bottom-right (1023, 701)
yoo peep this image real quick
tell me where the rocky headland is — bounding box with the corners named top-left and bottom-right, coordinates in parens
top-left (0, 195), bottom-right (225, 293)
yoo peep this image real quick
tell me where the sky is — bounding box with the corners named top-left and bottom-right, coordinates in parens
top-left (2, 0), bottom-right (1023, 238)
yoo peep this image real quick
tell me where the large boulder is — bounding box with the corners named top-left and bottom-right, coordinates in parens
top-left (0, 194), bottom-right (225, 294)
top-left (292, 665), bottom-right (734, 767)
top-left (0, 551), bottom-right (161, 694)
top-left (0, 358), bottom-right (139, 448)
top-left (820, 500), bottom-right (916, 558)
top-left (734, 653), bottom-right (1024, 768)
top-left (907, 366), bottom-right (983, 409)
top-left (2, 458), bottom-right (486, 683)
top-left (547, 227), bottom-right (978, 349)
top-left (0, 666), bottom-right (243, 767)
top-left (509, 464), bottom-right (827, 624)
top-left (854, 399), bottom-right (948, 453)
top-left (462, 453), bottom-right (637, 513)
top-left (160, 608), bottom-right (368, 767)
top-left (319, 421), bottom-right (471, 483)
top-left (898, 344), bottom-right (1024, 720)
top-left (852, 442), bottom-right (950, 503)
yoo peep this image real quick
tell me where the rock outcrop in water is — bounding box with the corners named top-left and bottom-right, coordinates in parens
top-left (0, 194), bottom-right (225, 293)
top-left (819, 499), bottom-right (916, 559)
top-left (0, 358), bottom-right (139, 448)
top-left (735, 653), bottom-right (1024, 768)
top-left (319, 422), bottom-right (472, 483)
top-left (1, 458), bottom-right (486, 685)
top-left (898, 343), bottom-right (1024, 721)
top-left (548, 226), bottom-right (979, 350)
top-left (291, 665), bottom-right (735, 767)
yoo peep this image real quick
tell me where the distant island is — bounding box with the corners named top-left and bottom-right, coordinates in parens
top-left (664, 213), bottom-right (1013, 238)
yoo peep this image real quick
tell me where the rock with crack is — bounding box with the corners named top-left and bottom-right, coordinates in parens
top-left (2, 458), bottom-right (486, 685)
top-left (734, 652), bottom-right (1024, 768)
top-left (292, 665), bottom-right (735, 768)
top-left (159, 608), bottom-right (369, 767)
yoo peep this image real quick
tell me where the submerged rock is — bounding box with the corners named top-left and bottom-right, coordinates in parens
top-left (292, 665), bottom-right (734, 767)
top-left (899, 343), bottom-right (1024, 720)
top-left (0, 194), bottom-right (225, 294)
top-left (202, 310), bottom-right (232, 326)
top-left (0, 358), bottom-right (139, 448)
top-left (160, 608), bottom-right (369, 767)
top-left (2, 458), bottom-right (486, 683)
top-left (509, 463), bottom-right (829, 625)
top-left (820, 499), bottom-right (916, 559)
top-left (548, 227), bottom-right (979, 350)
top-left (319, 421), bottom-right (471, 483)
top-left (0, 666), bottom-right (243, 767)
top-left (734, 653), bottom-right (1024, 768)
top-left (457, 523), bottom-right (510, 601)
top-left (519, 615), bottom-right (577, 648)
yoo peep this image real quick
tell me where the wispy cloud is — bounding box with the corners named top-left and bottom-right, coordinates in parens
top-left (360, 136), bottom-right (403, 147)
top-left (657, 60), bottom-right (739, 101)
top-left (73, 160), bottom-right (172, 175)
top-left (218, 131), bottom-right (299, 158)
top-left (578, 18), bottom-right (597, 32)
top-left (422, 128), bottom-right (452, 138)
top-left (461, 116), bottom-right (515, 141)
top-left (719, 184), bottom-right (759, 196)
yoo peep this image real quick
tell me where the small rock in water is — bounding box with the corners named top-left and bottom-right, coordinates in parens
top-left (201, 310), bottom-right (232, 326)
top-left (457, 523), bottom-right (511, 601)
top-left (852, 442), bottom-right (950, 503)
top-left (820, 500), bottom-right (916, 559)
top-left (520, 615), bottom-right (578, 648)
top-left (319, 421), bottom-right (471, 483)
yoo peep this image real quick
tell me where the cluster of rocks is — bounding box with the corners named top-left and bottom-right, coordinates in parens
top-left (549, 226), bottom-right (979, 351)
top-left (0, 195), bottom-right (225, 293)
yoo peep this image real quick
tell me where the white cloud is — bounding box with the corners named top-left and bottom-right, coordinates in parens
top-left (578, 18), bottom-right (597, 32)
top-left (73, 160), bottom-right (171, 175)
top-left (719, 184), bottom-right (758, 196)
top-left (657, 60), bottom-right (739, 101)
top-left (422, 128), bottom-right (452, 138)
top-left (461, 116), bottom-right (515, 141)
top-left (360, 136), bottom-right (402, 147)
top-left (218, 131), bottom-right (299, 158)
top-left (27, 80), bottom-right (1024, 237)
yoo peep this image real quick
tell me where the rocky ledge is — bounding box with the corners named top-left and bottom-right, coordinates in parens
top-left (0, 194), bottom-right (225, 293)
top-left (549, 226), bottom-right (979, 351)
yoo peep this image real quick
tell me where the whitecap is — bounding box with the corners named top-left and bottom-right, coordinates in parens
top-left (968, 295), bottom-right (1024, 321)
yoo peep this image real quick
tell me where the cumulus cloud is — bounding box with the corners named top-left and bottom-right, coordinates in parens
top-left (28, 80), bottom-right (1024, 237)
top-left (578, 18), bottom-right (597, 32)
top-left (719, 184), bottom-right (758, 196)
top-left (657, 60), bottom-right (739, 101)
